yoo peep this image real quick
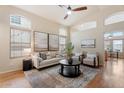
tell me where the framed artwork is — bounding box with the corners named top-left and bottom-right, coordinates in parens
top-left (81, 39), bottom-right (96, 48)
top-left (34, 31), bottom-right (48, 52)
top-left (49, 34), bottom-right (59, 51)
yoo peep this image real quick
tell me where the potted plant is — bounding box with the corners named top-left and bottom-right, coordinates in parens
top-left (65, 42), bottom-right (74, 64)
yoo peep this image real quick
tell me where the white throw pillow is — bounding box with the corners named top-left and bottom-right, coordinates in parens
top-left (47, 55), bottom-right (52, 59)
top-left (50, 52), bottom-right (56, 58)
top-left (87, 53), bottom-right (96, 58)
top-left (75, 53), bottom-right (81, 56)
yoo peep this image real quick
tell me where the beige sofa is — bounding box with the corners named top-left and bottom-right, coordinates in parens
top-left (32, 52), bottom-right (63, 69)
top-left (82, 52), bottom-right (99, 68)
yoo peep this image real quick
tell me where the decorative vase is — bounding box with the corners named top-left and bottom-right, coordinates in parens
top-left (67, 57), bottom-right (73, 64)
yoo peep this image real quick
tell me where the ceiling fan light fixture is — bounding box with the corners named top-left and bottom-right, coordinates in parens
top-left (58, 5), bottom-right (87, 19)
top-left (67, 10), bottom-right (72, 15)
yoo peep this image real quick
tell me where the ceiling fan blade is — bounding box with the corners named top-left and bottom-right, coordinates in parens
top-left (64, 14), bottom-right (68, 19)
top-left (58, 5), bottom-right (65, 8)
top-left (72, 6), bottom-right (87, 11)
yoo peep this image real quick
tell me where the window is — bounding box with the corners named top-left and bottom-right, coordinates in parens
top-left (59, 28), bottom-right (67, 36)
top-left (59, 36), bottom-right (66, 52)
top-left (10, 15), bottom-right (31, 29)
top-left (113, 40), bottom-right (123, 52)
top-left (10, 28), bottom-right (31, 58)
top-left (10, 15), bottom-right (31, 58)
top-left (105, 11), bottom-right (124, 25)
top-left (74, 21), bottom-right (96, 31)
top-left (104, 32), bottom-right (124, 40)
top-left (104, 33), bottom-right (111, 39)
top-left (104, 41), bottom-right (112, 51)
top-left (59, 28), bottom-right (67, 52)
top-left (34, 32), bottom-right (48, 52)
top-left (113, 32), bottom-right (123, 37)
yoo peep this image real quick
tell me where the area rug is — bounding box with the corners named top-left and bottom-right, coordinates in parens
top-left (24, 65), bottom-right (100, 88)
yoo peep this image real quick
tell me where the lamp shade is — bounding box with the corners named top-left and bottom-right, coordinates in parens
top-left (23, 48), bottom-right (31, 56)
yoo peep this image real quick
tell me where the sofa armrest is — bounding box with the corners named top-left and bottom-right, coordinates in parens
top-left (32, 56), bottom-right (43, 68)
top-left (94, 56), bottom-right (99, 67)
top-left (97, 55), bottom-right (99, 67)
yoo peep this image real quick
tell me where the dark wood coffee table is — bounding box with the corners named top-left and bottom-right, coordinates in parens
top-left (59, 59), bottom-right (81, 77)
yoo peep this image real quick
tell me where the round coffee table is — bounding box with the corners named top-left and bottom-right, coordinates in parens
top-left (59, 59), bottom-right (81, 77)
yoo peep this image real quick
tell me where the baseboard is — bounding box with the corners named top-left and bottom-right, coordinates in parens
top-left (0, 68), bottom-right (22, 74)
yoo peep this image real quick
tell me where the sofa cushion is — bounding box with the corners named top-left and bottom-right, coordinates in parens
top-left (75, 53), bottom-right (81, 56)
top-left (87, 53), bottom-right (97, 58)
top-left (83, 58), bottom-right (94, 62)
top-left (39, 58), bottom-right (61, 66)
top-left (83, 57), bottom-right (98, 67)
top-left (83, 59), bottom-right (94, 66)
top-left (39, 53), bottom-right (47, 60)
top-left (50, 51), bottom-right (57, 58)
top-left (56, 54), bottom-right (60, 58)
top-left (47, 55), bottom-right (52, 59)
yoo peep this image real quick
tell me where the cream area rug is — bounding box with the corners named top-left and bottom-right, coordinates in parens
top-left (24, 65), bottom-right (100, 88)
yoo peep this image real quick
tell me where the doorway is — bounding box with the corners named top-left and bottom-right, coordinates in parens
top-left (104, 31), bottom-right (124, 62)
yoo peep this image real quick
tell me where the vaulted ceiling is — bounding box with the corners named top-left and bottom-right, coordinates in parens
top-left (14, 5), bottom-right (124, 26)
top-left (14, 5), bottom-right (100, 26)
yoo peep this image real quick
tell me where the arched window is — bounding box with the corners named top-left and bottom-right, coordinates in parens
top-left (104, 32), bottom-right (124, 39)
top-left (104, 11), bottom-right (124, 25)
top-left (74, 21), bottom-right (97, 31)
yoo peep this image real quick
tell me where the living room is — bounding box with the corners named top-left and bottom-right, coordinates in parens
top-left (0, 4), bottom-right (124, 89)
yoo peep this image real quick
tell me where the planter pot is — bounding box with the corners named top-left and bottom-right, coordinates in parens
top-left (68, 57), bottom-right (73, 64)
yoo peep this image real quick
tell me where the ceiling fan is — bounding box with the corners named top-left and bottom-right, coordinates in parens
top-left (58, 5), bottom-right (87, 19)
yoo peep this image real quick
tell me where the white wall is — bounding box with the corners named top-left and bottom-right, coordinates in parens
top-left (1, 5), bottom-right (124, 73)
top-left (0, 6), bottom-right (68, 73)
top-left (70, 6), bottom-right (124, 65)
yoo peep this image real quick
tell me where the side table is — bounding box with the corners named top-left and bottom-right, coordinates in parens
top-left (23, 59), bottom-right (32, 71)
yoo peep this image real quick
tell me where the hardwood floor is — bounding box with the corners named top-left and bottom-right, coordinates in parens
top-left (0, 70), bottom-right (31, 88)
top-left (0, 58), bottom-right (124, 88)
top-left (86, 58), bottom-right (124, 88)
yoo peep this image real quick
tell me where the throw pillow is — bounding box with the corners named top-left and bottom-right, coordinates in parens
top-left (51, 52), bottom-right (56, 58)
top-left (40, 53), bottom-right (47, 60)
top-left (39, 52), bottom-right (42, 58)
top-left (47, 55), bottom-right (52, 59)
